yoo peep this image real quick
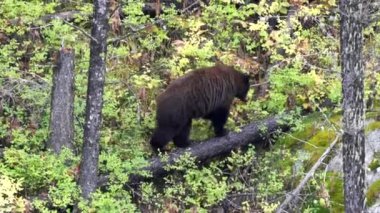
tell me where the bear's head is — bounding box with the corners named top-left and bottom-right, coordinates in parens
top-left (236, 73), bottom-right (250, 102)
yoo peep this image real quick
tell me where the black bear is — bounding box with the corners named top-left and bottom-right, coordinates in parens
top-left (150, 63), bottom-right (250, 151)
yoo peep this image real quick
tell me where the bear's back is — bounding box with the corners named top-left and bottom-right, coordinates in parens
top-left (156, 64), bottom-right (239, 119)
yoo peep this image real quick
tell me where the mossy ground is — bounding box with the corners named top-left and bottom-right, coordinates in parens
top-left (328, 113), bottom-right (342, 126)
top-left (276, 123), bottom-right (317, 149)
top-left (326, 172), bottom-right (344, 213)
top-left (304, 130), bottom-right (336, 169)
top-left (367, 179), bottom-right (380, 207)
top-left (276, 113), bottom-right (323, 149)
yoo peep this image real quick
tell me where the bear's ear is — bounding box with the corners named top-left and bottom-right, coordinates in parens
top-left (215, 61), bottom-right (230, 69)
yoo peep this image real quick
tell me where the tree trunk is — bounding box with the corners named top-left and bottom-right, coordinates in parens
top-left (78, 0), bottom-right (108, 200)
top-left (48, 48), bottom-right (75, 154)
top-left (340, 0), bottom-right (366, 212)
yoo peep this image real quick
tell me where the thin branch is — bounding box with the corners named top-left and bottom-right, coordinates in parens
top-left (61, 19), bottom-right (99, 44)
top-left (107, 19), bottom-right (164, 44)
top-left (276, 134), bottom-right (341, 213)
top-left (181, 0), bottom-right (201, 14)
top-left (282, 132), bottom-right (319, 148)
top-left (109, 5), bottom-right (121, 19)
top-left (250, 81), bottom-right (269, 87)
top-left (312, 100), bottom-right (341, 133)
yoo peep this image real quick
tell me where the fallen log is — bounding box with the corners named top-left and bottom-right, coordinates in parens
top-left (98, 116), bottom-right (291, 186)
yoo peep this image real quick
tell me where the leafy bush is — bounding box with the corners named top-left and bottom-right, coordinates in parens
top-left (0, 174), bottom-right (25, 212)
top-left (0, 149), bottom-right (80, 210)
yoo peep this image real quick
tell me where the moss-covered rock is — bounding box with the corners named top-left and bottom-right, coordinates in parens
top-left (366, 121), bottom-right (380, 133)
top-left (367, 179), bottom-right (380, 207)
top-left (369, 160), bottom-right (380, 171)
top-left (369, 154), bottom-right (380, 171)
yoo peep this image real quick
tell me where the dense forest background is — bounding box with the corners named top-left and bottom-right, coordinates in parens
top-left (0, 0), bottom-right (379, 212)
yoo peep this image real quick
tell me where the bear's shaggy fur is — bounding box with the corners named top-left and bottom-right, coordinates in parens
top-left (150, 63), bottom-right (250, 151)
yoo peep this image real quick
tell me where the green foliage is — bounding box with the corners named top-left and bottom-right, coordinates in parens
top-left (43, 20), bottom-right (78, 48)
top-left (255, 149), bottom-right (295, 199)
top-left (137, 153), bottom-right (228, 210)
top-left (122, 0), bottom-right (149, 25)
top-left (367, 179), bottom-right (380, 207)
top-left (140, 148), bottom-right (264, 211)
top-left (0, 40), bottom-right (25, 78)
top-left (164, 153), bottom-right (228, 209)
top-left (0, 174), bottom-right (25, 212)
top-left (78, 185), bottom-right (137, 213)
top-left (99, 150), bottom-right (150, 184)
top-left (327, 79), bottom-right (342, 104)
top-left (190, 120), bottom-right (215, 141)
top-left (266, 65), bottom-right (324, 112)
top-left (0, 0), bottom-right (56, 21)
top-left (0, 149), bottom-right (80, 209)
top-left (219, 146), bottom-right (296, 210)
top-left (301, 172), bottom-right (341, 213)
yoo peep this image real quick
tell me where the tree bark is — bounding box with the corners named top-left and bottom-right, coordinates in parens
top-left (340, 0), bottom-right (366, 212)
top-left (48, 48), bottom-right (75, 154)
top-left (78, 0), bottom-right (108, 200)
top-left (97, 116), bottom-right (291, 186)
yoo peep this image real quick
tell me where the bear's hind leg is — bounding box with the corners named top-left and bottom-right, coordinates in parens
top-left (173, 120), bottom-right (192, 148)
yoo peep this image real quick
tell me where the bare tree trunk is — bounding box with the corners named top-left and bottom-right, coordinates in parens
top-left (48, 48), bottom-right (75, 154)
top-left (340, 0), bottom-right (366, 212)
top-left (78, 0), bottom-right (108, 200)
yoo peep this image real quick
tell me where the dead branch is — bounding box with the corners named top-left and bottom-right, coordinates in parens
top-left (61, 19), bottom-right (98, 43)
